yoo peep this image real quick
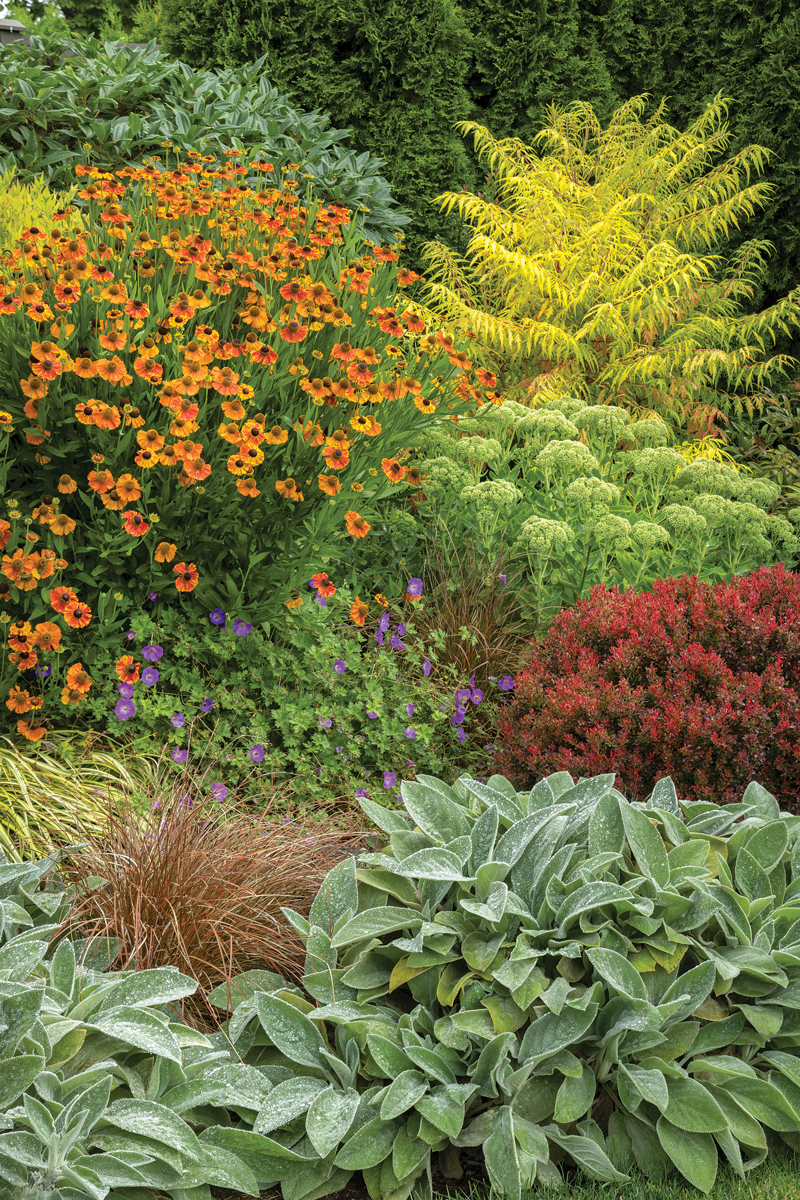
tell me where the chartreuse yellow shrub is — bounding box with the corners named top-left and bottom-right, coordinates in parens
top-left (0, 166), bottom-right (77, 250)
top-left (417, 95), bottom-right (800, 430)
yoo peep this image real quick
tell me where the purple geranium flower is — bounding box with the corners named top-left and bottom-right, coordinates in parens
top-left (457, 727), bottom-right (466, 744)
top-left (35, 664), bottom-right (51, 680)
top-left (422, 658), bottom-right (431, 677)
top-left (142, 644), bottom-right (163, 662)
top-left (250, 744), bottom-right (266, 763)
top-left (118, 683), bottom-right (134, 699)
top-left (210, 782), bottom-right (228, 801)
top-left (499, 574), bottom-right (507, 586)
top-left (200, 697), bottom-right (214, 713)
top-left (378, 612), bottom-right (391, 635)
top-left (233, 619), bottom-right (252, 636)
top-left (354, 787), bottom-right (370, 799)
top-left (498, 675), bottom-right (515, 691)
top-left (319, 717), bottom-right (333, 728)
top-left (389, 634), bottom-right (405, 651)
top-left (209, 608), bottom-right (226, 626)
top-left (172, 746), bottom-right (188, 764)
top-left (456, 687), bottom-right (472, 705)
top-left (126, 630), bottom-right (136, 641)
top-left (334, 659), bottom-right (346, 674)
top-left (404, 727), bottom-right (417, 740)
top-left (406, 702), bottom-right (415, 718)
top-left (366, 710), bottom-right (378, 720)
top-left (396, 624), bottom-right (407, 637)
top-left (383, 771), bottom-right (397, 789)
top-left (406, 577), bottom-right (423, 597)
top-left (316, 595), bottom-right (327, 607)
top-left (114, 698), bottom-right (136, 721)
top-left (141, 667), bottom-right (160, 686)
top-left (171, 712), bottom-right (185, 728)
top-left (375, 630), bottom-right (384, 646)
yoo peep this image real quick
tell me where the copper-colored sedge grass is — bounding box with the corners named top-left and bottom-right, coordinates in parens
top-left (62, 759), bottom-right (365, 1027)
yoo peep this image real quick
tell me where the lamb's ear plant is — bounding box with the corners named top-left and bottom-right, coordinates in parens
top-left (215, 770), bottom-right (800, 1198)
top-left (0, 853), bottom-right (270, 1200)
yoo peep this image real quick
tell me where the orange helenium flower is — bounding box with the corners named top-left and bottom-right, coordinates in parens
top-left (31, 621), bottom-right (62, 651)
top-left (50, 586), bottom-right (77, 613)
top-left (345, 511), bottom-right (371, 538)
top-left (122, 510), bottom-right (149, 537)
top-left (66, 661), bottom-right (93, 692)
top-left (173, 562), bottom-right (199, 592)
top-left (115, 655), bottom-right (140, 683)
top-left (5, 686), bottom-right (32, 714)
top-left (155, 541), bottom-right (177, 562)
top-left (63, 599), bottom-right (92, 629)
top-left (318, 474), bottom-right (341, 496)
top-left (349, 596), bottom-right (369, 625)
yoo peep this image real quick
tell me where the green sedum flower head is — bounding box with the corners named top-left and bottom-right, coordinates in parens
top-left (453, 435), bottom-right (504, 464)
top-left (521, 409), bottom-right (580, 452)
top-left (631, 446), bottom-right (685, 480)
top-left (573, 404), bottom-right (630, 443)
top-left (592, 512), bottom-right (633, 550)
top-left (535, 439), bottom-right (600, 476)
top-left (630, 520), bottom-right (671, 549)
top-left (736, 477), bottom-right (781, 507)
top-left (690, 493), bottom-right (731, 527)
top-left (673, 458), bottom-right (740, 499)
top-left (541, 394), bottom-right (588, 419)
top-left (516, 515), bottom-right (574, 554)
top-left (461, 479), bottom-right (523, 513)
top-left (629, 417), bottom-right (671, 447)
top-left (416, 456), bottom-right (473, 502)
top-left (658, 503), bottom-right (708, 537)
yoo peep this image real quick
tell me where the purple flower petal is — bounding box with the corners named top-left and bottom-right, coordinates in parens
top-left (406, 702), bottom-right (415, 717)
top-left (457, 727), bottom-right (466, 744)
top-left (396, 624), bottom-right (407, 637)
top-left (378, 612), bottom-right (391, 634)
top-left (319, 717), bottom-right (333, 728)
top-left (250, 744), bottom-right (266, 763)
top-left (422, 658), bottom-right (431, 677)
top-left (383, 771), bottom-right (396, 789)
top-left (355, 787), bottom-right (370, 798)
top-left (406, 577), bottom-right (423, 597)
top-left (114, 698), bottom-right (136, 721)
top-left (209, 608), bottom-right (226, 626)
top-left (404, 727), bottom-right (417, 739)
top-left (334, 658), bottom-right (346, 674)
top-left (172, 746), bottom-right (188, 764)
top-left (171, 711), bottom-right (185, 728)
top-left (118, 683), bottom-right (134, 699)
top-left (498, 675), bottom-right (515, 691)
top-left (366, 710), bottom-right (378, 720)
top-left (375, 630), bottom-right (384, 646)
top-left (200, 697), bottom-right (214, 713)
top-left (210, 782), bottom-right (228, 801)
top-left (35, 664), bottom-right (52, 680)
top-left (142, 644), bottom-right (163, 662)
top-left (471, 688), bottom-right (484, 705)
top-left (233, 619), bottom-right (252, 636)
top-left (141, 666), bottom-right (160, 686)
top-left (389, 635), bottom-right (405, 651)
top-left (499, 574), bottom-right (507, 585)
top-left (126, 630), bottom-right (136, 641)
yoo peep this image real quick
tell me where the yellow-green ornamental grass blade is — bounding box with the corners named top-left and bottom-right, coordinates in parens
top-left (0, 733), bottom-right (160, 860)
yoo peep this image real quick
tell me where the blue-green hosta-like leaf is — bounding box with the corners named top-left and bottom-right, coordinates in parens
top-left (460, 881), bottom-right (508, 923)
top-left (305, 1087), bottom-right (360, 1157)
top-left (333, 1115), bottom-right (399, 1170)
top-left (742, 821), bottom-right (789, 874)
top-left (619, 1064), bottom-right (668, 1111)
top-left (556, 883), bottom-right (644, 936)
top-left (309, 858), bottom-right (359, 935)
top-left (357, 799), bottom-right (411, 833)
top-left (658, 960), bottom-right (716, 1025)
top-left (483, 1105), bottom-right (522, 1200)
top-left (399, 780), bottom-right (472, 845)
top-left (330, 909), bottom-right (423, 949)
top-left (656, 1118), bottom-right (717, 1192)
top-left (102, 1099), bottom-right (203, 1159)
top-left (200, 1125), bottom-right (319, 1162)
top-left (741, 782), bottom-right (781, 823)
top-left (392, 1120), bottom-right (430, 1180)
top-left (618, 801), bottom-right (670, 887)
top-left (494, 813), bottom-right (552, 867)
top-left (735, 849), bottom-right (774, 901)
top-left (586, 948), bottom-right (648, 1001)
top-left (648, 777), bottom-right (681, 815)
top-left (0, 939), bottom-right (48, 982)
top-left (253, 993), bottom-right (330, 1073)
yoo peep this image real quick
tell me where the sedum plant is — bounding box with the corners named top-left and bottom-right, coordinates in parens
top-left (211, 769), bottom-right (800, 1197)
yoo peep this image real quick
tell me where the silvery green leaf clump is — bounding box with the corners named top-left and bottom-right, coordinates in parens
top-left (0, 851), bottom-right (270, 1200)
top-left (212, 771), bottom-right (800, 1200)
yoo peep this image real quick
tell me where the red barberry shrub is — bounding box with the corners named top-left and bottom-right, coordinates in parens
top-left (493, 565), bottom-right (800, 808)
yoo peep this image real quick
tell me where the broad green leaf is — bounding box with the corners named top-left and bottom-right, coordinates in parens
top-left (648, 777), bottom-right (680, 815)
top-left (544, 1126), bottom-right (629, 1182)
top-left (658, 960), bottom-right (716, 1024)
top-left (660, 1075), bottom-right (727, 1132)
top-left (50, 938), bottom-right (75, 999)
top-left (619, 801), bottom-right (669, 887)
top-left (624, 1114), bottom-right (671, 1177)
top-left (96, 967), bottom-right (196, 1011)
top-left (620, 1065), bottom-right (668, 1111)
top-left (400, 780), bottom-right (472, 844)
top-left (656, 1119), bottom-right (717, 1192)
top-left (394, 849), bottom-right (467, 882)
top-left (450, 1009), bottom-right (497, 1040)
top-left (189, 1146), bottom-right (259, 1196)
top-left (0, 1055), bottom-right (44, 1108)
top-left (586, 948), bottom-right (648, 1001)
top-left (201, 1126), bottom-right (317, 1162)
top-left (469, 805), bottom-right (499, 871)
top-left (745, 821), bottom-right (789, 874)
top-left (306, 1087), bottom-right (360, 1157)
top-left (0, 939), bottom-right (47, 981)
top-left (334, 1116), bottom-right (399, 1170)
top-left (254, 1078), bottom-right (328, 1135)
top-left (481, 994), bottom-right (527, 1033)
top-left (719, 1077), bottom-right (800, 1131)
top-left (103, 1099), bottom-right (202, 1160)
top-left (741, 782), bottom-right (780, 822)
top-left (735, 849), bottom-right (773, 901)
top-left (556, 883), bottom-right (638, 935)
top-left (366, 1034), bottom-right (414, 1077)
top-left (254, 994), bottom-right (328, 1072)
top-left (460, 880), bottom-right (508, 923)
top-left (309, 858), bottom-right (358, 935)
top-left (380, 1071), bottom-right (428, 1121)
top-left (88, 1006), bottom-right (183, 1063)
top-left (484, 1105), bottom-right (521, 1200)
top-left (355, 869), bottom-right (419, 907)
top-left (554, 1065), bottom-right (596, 1124)
top-left (689, 1012), bottom-right (746, 1056)
top-left (519, 1004), bottom-right (598, 1065)
top-left (415, 1085), bottom-right (465, 1139)
top-left (704, 1086), bottom-right (767, 1148)
top-left (494, 813), bottom-right (551, 867)
top-left (461, 931), bottom-right (505, 973)
top-left (403, 1045), bottom-right (457, 1085)
top-left (358, 799), bottom-right (410, 833)
top-left (392, 1121), bottom-right (430, 1181)
top-left (331, 909), bottom-right (423, 949)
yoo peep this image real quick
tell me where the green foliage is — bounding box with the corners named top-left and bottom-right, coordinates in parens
top-left (416, 99), bottom-right (800, 426)
top-left (97, 0), bottom-right (164, 46)
top-left (0, 36), bottom-right (408, 243)
top-left (389, 395), bottom-right (797, 629)
top-left (156, 0), bottom-right (476, 264)
top-left (0, 848), bottom-right (271, 1200)
top-left (0, 167), bottom-right (77, 252)
top-left (214, 768), bottom-right (800, 1197)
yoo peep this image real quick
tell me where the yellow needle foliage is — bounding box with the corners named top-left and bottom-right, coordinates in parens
top-left (418, 95), bottom-right (800, 427)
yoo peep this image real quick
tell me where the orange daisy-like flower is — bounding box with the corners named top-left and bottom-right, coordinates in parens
top-left (20, 376), bottom-right (47, 402)
top-left (310, 572), bottom-right (337, 598)
top-left (31, 621), bottom-right (62, 652)
top-left (0, 520), bottom-right (10, 551)
top-left (94, 356), bottom-right (127, 384)
top-left (218, 420), bottom-right (243, 445)
top-left (239, 421), bottom-right (266, 449)
top-left (50, 585), bottom-right (77, 614)
top-left (476, 367), bottom-right (497, 388)
top-left (60, 686), bottom-right (84, 706)
top-left (75, 402), bottom-right (99, 426)
top-left (122, 510), bottom-right (150, 537)
top-left (381, 457), bottom-right (407, 482)
top-left (362, 417), bottom-right (382, 437)
top-left (375, 593), bottom-right (389, 607)
top-left (87, 468), bottom-right (115, 494)
top-left (5, 686), bottom-right (31, 714)
top-left (173, 562), bottom-right (199, 592)
top-left (211, 366), bottom-right (240, 396)
top-left (275, 478), bottom-right (303, 502)
top-left (72, 356), bottom-right (97, 379)
top-left (65, 661), bottom-right (93, 692)
top-left (10, 647), bottom-right (38, 670)
top-left (345, 511), bottom-right (371, 539)
top-left (63, 599), bottom-right (92, 629)
top-left (16, 718), bottom-right (46, 742)
top-left (350, 414), bottom-right (372, 435)
top-left (98, 328), bottom-right (127, 352)
top-left (155, 541), bottom-right (177, 562)
top-left (95, 404), bottom-right (122, 430)
top-left (263, 425), bottom-right (289, 446)
top-left (115, 655), bottom-right (140, 683)
top-left (226, 453), bottom-right (250, 477)
top-left (50, 513), bottom-right (76, 538)
top-left (184, 456), bottom-right (211, 481)
top-left (136, 428), bottom-right (165, 452)
top-left (135, 448), bottom-right (161, 470)
top-left (57, 474), bottom-right (78, 494)
top-left (7, 620), bottom-right (32, 652)
top-left (414, 395), bottom-right (437, 414)
top-left (99, 280), bottom-right (128, 302)
top-left (237, 477), bottom-right (260, 497)
top-left (279, 279), bottom-right (309, 303)
top-left (349, 596), bottom-right (369, 626)
top-left (124, 298), bottom-right (151, 319)
top-left (221, 398), bottom-right (246, 420)
top-left (101, 489), bottom-right (126, 512)
top-left (279, 320), bottom-right (308, 344)
top-left (113, 475), bottom-right (141, 504)
top-left (318, 473), bottom-right (341, 497)
top-left (321, 444), bottom-right (350, 470)
top-left (31, 356), bottom-right (62, 381)
top-left (170, 294), bottom-right (196, 321)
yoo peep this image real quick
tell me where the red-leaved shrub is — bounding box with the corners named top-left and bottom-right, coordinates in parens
top-left (493, 565), bottom-right (800, 808)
